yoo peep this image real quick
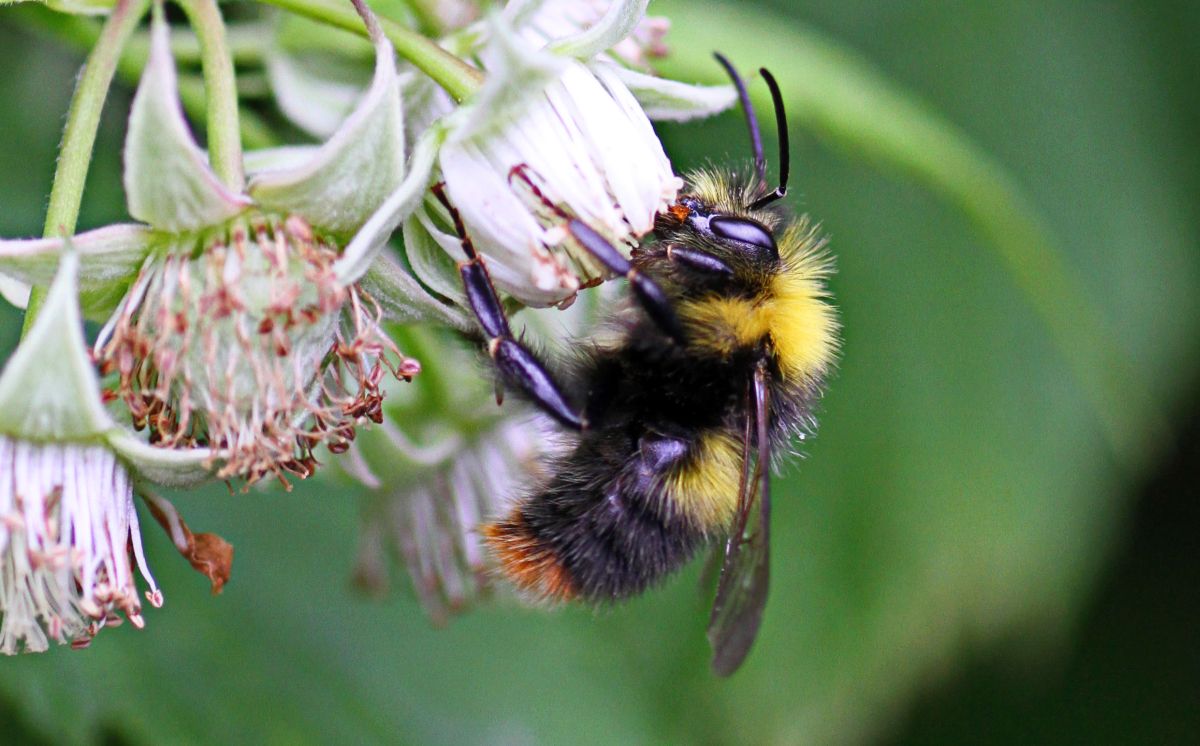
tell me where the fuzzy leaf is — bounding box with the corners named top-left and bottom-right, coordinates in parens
top-left (334, 125), bottom-right (442, 287)
top-left (250, 35), bottom-right (405, 236)
top-left (358, 251), bottom-right (470, 331)
top-left (0, 252), bottom-right (111, 440)
top-left (124, 10), bottom-right (249, 231)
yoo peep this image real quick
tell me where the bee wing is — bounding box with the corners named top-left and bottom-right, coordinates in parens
top-left (707, 359), bottom-right (772, 676)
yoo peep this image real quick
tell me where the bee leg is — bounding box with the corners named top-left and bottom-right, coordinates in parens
top-left (508, 164), bottom-right (685, 344)
top-left (565, 219), bottom-right (686, 344)
top-left (665, 245), bottom-right (735, 277)
top-left (432, 183), bottom-right (585, 431)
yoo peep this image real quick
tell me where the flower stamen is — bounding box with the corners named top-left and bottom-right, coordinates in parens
top-left (96, 213), bottom-right (414, 486)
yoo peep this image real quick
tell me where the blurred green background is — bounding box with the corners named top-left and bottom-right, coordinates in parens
top-left (1, 0), bottom-right (1197, 743)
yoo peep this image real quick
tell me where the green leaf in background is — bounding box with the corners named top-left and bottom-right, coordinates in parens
top-left (0, 1), bottom-right (1197, 744)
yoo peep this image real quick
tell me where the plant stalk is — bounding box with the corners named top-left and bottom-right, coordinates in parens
top-left (177, 0), bottom-right (245, 191)
top-left (22, 0), bottom-right (151, 335)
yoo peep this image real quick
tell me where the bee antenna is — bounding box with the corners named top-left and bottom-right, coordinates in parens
top-left (713, 52), bottom-right (767, 187)
top-left (746, 67), bottom-right (789, 211)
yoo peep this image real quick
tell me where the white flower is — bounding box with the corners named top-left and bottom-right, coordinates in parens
top-left (429, 36), bottom-right (682, 304)
top-left (313, 0), bottom-right (737, 309)
top-left (410, 0), bottom-right (734, 307)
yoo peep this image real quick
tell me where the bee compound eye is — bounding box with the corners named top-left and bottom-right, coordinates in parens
top-left (708, 216), bottom-right (778, 258)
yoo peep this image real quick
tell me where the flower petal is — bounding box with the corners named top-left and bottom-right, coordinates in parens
top-left (124, 9), bottom-right (250, 231)
top-left (410, 198), bottom-right (570, 308)
top-left (250, 35), bottom-right (406, 236)
top-left (451, 13), bottom-right (566, 142)
top-left (610, 64), bottom-right (737, 121)
top-left (0, 252), bottom-right (112, 441)
top-left (334, 125), bottom-right (443, 286)
top-left (546, 0), bottom-right (649, 59)
top-left (0, 224), bottom-right (154, 301)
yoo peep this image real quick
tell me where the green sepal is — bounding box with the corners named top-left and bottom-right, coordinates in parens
top-left (546, 0), bottom-right (649, 60)
top-left (106, 429), bottom-right (218, 488)
top-left (401, 211), bottom-right (467, 310)
top-left (0, 224), bottom-right (153, 309)
top-left (334, 125), bottom-right (443, 287)
top-left (124, 7), bottom-right (249, 231)
top-left (250, 34), bottom-right (406, 237)
top-left (359, 251), bottom-right (470, 331)
top-left (0, 252), bottom-right (111, 440)
top-left (610, 64), bottom-right (736, 121)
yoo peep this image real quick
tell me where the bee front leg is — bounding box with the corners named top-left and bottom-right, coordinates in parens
top-left (507, 163), bottom-right (685, 343)
top-left (432, 184), bottom-right (585, 431)
top-left (565, 219), bottom-right (686, 344)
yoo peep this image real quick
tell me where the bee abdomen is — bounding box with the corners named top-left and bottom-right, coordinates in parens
top-left (484, 512), bottom-right (579, 602)
top-left (485, 480), bottom-right (706, 603)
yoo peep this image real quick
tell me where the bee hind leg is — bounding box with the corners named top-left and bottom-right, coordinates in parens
top-left (432, 183), bottom-right (585, 431)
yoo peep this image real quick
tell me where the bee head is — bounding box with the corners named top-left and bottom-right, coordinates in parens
top-left (644, 56), bottom-right (794, 291)
top-left (651, 54), bottom-right (790, 276)
top-left (678, 196), bottom-right (778, 265)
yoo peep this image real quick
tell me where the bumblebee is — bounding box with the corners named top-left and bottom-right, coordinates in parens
top-left (433, 55), bottom-right (838, 675)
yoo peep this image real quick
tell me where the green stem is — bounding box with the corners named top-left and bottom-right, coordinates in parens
top-left (22, 0), bottom-right (151, 335)
top-left (257, 0), bottom-right (483, 102)
top-left (177, 0), bottom-right (244, 190)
